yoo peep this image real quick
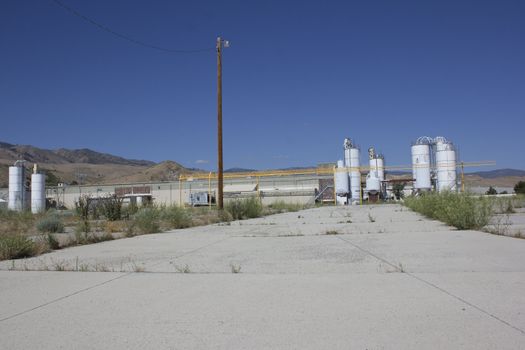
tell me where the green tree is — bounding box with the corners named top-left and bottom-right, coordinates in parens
top-left (486, 186), bottom-right (497, 195)
top-left (393, 183), bottom-right (405, 199)
top-left (45, 171), bottom-right (61, 186)
top-left (514, 181), bottom-right (525, 195)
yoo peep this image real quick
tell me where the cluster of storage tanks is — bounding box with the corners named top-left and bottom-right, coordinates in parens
top-left (7, 161), bottom-right (46, 214)
top-left (335, 135), bottom-right (458, 205)
top-left (411, 136), bottom-right (457, 193)
top-left (335, 138), bottom-right (385, 205)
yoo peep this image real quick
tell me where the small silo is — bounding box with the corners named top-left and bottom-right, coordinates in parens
top-left (8, 161), bottom-right (26, 211)
top-left (411, 138), bottom-right (432, 191)
top-left (435, 137), bottom-right (457, 192)
top-left (335, 160), bottom-right (349, 205)
top-left (31, 164), bottom-right (46, 214)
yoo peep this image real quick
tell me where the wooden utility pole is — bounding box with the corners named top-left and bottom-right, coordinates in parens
top-left (217, 37), bottom-right (224, 209)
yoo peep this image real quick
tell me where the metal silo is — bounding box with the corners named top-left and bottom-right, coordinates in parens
top-left (411, 138), bottom-right (432, 191)
top-left (435, 137), bottom-right (457, 192)
top-left (335, 160), bottom-right (349, 205)
top-left (376, 157), bottom-right (385, 182)
top-left (31, 164), bottom-right (46, 214)
top-left (368, 147), bottom-right (385, 182)
top-left (8, 161), bottom-right (26, 211)
top-left (344, 140), bottom-right (360, 203)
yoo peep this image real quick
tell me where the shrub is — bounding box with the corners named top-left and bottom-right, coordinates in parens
top-left (267, 201), bottom-right (306, 213)
top-left (486, 186), bottom-right (497, 195)
top-left (100, 196), bottom-right (123, 221)
top-left (0, 208), bottom-right (34, 236)
top-left (0, 235), bottom-right (36, 260)
top-left (103, 220), bottom-right (125, 233)
top-left (46, 234), bottom-right (60, 250)
top-left (225, 197), bottom-right (263, 220)
top-left (404, 192), bottom-right (492, 230)
top-left (161, 206), bottom-right (192, 229)
top-left (133, 207), bottom-right (161, 234)
top-left (75, 195), bottom-right (91, 220)
top-left (36, 213), bottom-right (64, 233)
top-left (75, 220), bottom-right (90, 234)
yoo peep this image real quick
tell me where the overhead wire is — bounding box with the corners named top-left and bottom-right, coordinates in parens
top-left (52, 0), bottom-right (215, 53)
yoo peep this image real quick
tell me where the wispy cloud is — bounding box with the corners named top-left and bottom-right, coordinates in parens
top-left (195, 159), bottom-right (209, 164)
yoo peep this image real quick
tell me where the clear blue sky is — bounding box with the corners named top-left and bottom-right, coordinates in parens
top-left (1, 0), bottom-right (524, 171)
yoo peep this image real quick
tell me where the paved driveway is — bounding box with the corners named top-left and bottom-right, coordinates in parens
top-left (1, 204), bottom-right (524, 349)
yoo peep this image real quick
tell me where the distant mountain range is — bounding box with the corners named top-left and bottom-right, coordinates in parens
top-left (0, 142), bottom-right (187, 187)
top-left (0, 142), bottom-right (154, 166)
top-left (467, 169), bottom-right (525, 179)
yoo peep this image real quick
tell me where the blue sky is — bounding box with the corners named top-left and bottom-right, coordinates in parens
top-left (1, 0), bottom-right (524, 171)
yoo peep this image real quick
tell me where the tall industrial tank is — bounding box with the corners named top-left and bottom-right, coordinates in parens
top-left (335, 160), bottom-right (349, 205)
top-left (435, 137), bottom-right (457, 192)
top-left (411, 140), bottom-right (431, 191)
top-left (343, 139), bottom-right (361, 203)
top-left (31, 164), bottom-right (46, 214)
top-left (366, 147), bottom-right (382, 197)
top-left (368, 147), bottom-right (385, 182)
top-left (8, 162), bottom-right (26, 211)
top-left (376, 157), bottom-right (385, 182)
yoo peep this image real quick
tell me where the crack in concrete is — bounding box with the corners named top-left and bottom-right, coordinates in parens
top-left (335, 235), bottom-right (525, 336)
top-left (0, 236), bottom-right (231, 323)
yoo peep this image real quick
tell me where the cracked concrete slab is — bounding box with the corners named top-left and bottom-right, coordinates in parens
top-left (1, 204), bottom-right (524, 349)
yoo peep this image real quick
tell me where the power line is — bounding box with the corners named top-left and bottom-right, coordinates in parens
top-left (52, 0), bottom-right (215, 53)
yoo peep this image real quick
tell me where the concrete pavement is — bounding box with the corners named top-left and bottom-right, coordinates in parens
top-left (1, 204), bottom-right (524, 349)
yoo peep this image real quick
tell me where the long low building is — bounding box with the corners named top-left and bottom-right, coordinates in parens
top-left (43, 173), bottom-right (333, 209)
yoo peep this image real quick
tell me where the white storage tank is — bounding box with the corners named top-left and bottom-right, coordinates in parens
top-left (335, 160), bottom-right (349, 205)
top-left (31, 169), bottom-right (46, 214)
top-left (435, 139), bottom-right (457, 192)
top-left (365, 175), bottom-right (380, 193)
top-left (349, 146), bottom-right (361, 203)
top-left (368, 147), bottom-right (385, 182)
top-left (376, 157), bottom-right (385, 182)
top-left (8, 164), bottom-right (26, 211)
top-left (411, 143), bottom-right (431, 191)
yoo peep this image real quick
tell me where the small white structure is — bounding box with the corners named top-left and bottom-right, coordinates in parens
top-left (335, 160), bottom-right (349, 205)
top-left (31, 164), bottom-right (46, 214)
top-left (344, 138), bottom-right (361, 203)
top-left (411, 138), bottom-right (432, 191)
top-left (8, 162), bottom-right (26, 211)
top-left (435, 137), bottom-right (457, 192)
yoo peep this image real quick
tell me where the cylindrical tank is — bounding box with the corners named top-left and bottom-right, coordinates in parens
top-left (411, 144), bottom-right (431, 190)
top-left (8, 165), bottom-right (25, 211)
top-left (335, 160), bottom-right (349, 205)
top-left (335, 160), bottom-right (349, 196)
top-left (366, 175), bottom-right (380, 193)
top-left (435, 141), bottom-right (457, 192)
top-left (368, 148), bottom-right (378, 179)
top-left (343, 139), bottom-right (352, 168)
top-left (349, 147), bottom-right (361, 202)
top-left (31, 173), bottom-right (46, 214)
top-left (376, 157), bottom-right (385, 181)
top-left (369, 156), bottom-right (385, 181)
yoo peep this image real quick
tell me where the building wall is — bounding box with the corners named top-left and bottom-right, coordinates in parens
top-left (44, 175), bottom-right (326, 209)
